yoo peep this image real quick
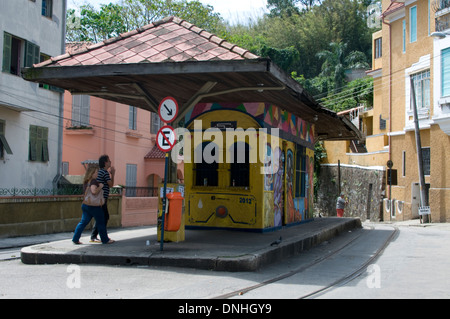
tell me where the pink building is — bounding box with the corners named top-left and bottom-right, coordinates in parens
top-left (62, 90), bottom-right (166, 190)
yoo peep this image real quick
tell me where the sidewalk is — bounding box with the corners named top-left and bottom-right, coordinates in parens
top-left (19, 217), bottom-right (361, 272)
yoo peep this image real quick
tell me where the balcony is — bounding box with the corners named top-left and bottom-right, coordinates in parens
top-left (435, 0), bottom-right (450, 31)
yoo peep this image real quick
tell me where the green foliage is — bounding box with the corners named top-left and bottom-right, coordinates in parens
top-left (313, 141), bottom-right (327, 200)
top-left (66, 0), bottom-right (375, 114)
top-left (319, 77), bottom-right (373, 112)
top-left (67, 0), bottom-right (226, 43)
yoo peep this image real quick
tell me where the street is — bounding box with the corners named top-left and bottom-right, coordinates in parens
top-left (0, 222), bottom-right (449, 299)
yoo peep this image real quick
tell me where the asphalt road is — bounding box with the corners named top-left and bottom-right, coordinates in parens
top-left (0, 222), bottom-right (449, 299)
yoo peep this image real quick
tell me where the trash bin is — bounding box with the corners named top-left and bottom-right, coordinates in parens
top-left (165, 192), bottom-right (183, 232)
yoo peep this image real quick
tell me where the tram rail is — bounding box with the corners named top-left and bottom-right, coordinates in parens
top-left (212, 225), bottom-right (399, 299)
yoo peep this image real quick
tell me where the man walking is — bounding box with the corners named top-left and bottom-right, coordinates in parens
top-left (90, 154), bottom-right (116, 243)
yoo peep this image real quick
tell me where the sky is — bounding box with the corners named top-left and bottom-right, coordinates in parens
top-left (67, 0), bottom-right (269, 24)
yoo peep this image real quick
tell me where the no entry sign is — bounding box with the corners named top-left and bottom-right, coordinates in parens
top-left (156, 125), bottom-right (176, 153)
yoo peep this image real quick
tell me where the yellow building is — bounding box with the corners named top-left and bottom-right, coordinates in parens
top-left (324, 0), bottom-right (450, 222)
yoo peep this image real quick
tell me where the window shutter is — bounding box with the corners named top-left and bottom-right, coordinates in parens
top-left (410, 7), bottom-right (417, 43)
top-left (29, 125), bottom-right (37, 161)
top-left (36, 126), bottom-right (44, 161)
top-left (72, 95), bottom-right (81, 126)
top-left (2, 33), bottom-right (12, 73)
top-left (442, 48), bottom-right (450, 97)
top-left (80, 95), bottom-right (90, 126)
top-left (25, 41), bottom-right (40, 68)
top-left (0, 121), bottom-right (13, 156)
top-left (42, 127), bottom-right (49, 162)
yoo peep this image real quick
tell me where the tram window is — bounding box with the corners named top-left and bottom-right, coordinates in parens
top-left (230, 142), bottom-right (250, 187)
top-left (194, 142), bottom-right (218, 186)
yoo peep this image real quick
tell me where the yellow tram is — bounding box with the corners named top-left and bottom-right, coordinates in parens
top-left (183, 102), bottom-right (315, 232)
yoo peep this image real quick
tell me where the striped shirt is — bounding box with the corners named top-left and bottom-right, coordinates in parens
top-left (97, 168), bottom-right (111, 199)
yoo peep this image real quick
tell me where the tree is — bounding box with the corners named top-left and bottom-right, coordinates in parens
top-left (267, 0), bottom-right (300, 17)
top-left (267, 0), bottom-right (321, 17)
top-left (316, 41), bottom-right (369, 92)
top-left (67, 0), bottom-right (226, 43)
top-left (67, 3), bottom-right (127, 42)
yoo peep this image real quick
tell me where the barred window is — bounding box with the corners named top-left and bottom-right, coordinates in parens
top-left (411, 70), bottom-right (430, 110)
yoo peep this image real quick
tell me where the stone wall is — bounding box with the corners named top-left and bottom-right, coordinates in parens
top-left (315, 164), bottom-right (386, 221)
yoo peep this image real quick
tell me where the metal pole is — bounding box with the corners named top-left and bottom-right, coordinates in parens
top-left (410, 77), bottom-right (429, 223)
top-left (338, 160), bottom-right (341, 195)
top-left (160, 153), bottom-right (169, 251)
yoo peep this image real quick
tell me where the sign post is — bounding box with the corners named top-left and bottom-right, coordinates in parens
top-left (157, 97), bottom-right (178, 251)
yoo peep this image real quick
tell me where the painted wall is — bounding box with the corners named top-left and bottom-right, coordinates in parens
top-left (62, 92), bottom-right (164, 188)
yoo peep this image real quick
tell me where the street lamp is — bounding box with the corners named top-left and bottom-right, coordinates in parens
top-left (431, 31), bottom-right (450, 39)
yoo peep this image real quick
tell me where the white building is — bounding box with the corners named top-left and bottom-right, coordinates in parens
top-left (0, 0), bottom-right (67, 191)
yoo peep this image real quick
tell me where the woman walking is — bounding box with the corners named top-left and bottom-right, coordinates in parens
top-left (72, 166), bottom-right (115, 245)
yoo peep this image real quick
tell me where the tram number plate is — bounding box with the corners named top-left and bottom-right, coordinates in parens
top-left (239, 197), bottom-right (252, 205)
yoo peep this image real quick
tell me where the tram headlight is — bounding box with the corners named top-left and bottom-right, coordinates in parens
top-left (216, 206), bottom-right (228, 218)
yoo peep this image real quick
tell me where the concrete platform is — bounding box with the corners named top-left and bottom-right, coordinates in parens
top-left (21, 217), bottom-right (361, 272)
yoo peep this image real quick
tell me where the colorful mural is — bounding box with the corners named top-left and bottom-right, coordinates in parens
top-left (185, 102), bottom-right (315, 145)
top-left (273, 147), bottom-right (284, 227)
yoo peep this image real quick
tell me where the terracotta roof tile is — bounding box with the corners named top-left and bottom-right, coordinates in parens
top-left (37, 16), bottom-right (259, 68)
top-left (145, 145), bottom-right (166, 159)
top-left (382, 1), bottom-right (404, 17)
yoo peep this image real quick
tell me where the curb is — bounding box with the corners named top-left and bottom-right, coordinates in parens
top-left (21, 218), bottom-right (362, 272)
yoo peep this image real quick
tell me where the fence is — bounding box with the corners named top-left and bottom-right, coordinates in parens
top-left (123, 187), bottom-right (159, 198)
top-left (0, 186), bottom-right (158, 197)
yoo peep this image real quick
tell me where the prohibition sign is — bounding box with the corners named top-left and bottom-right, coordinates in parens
top-left (158, 96), bottom-right (178, 124)
top-left (156, 126), bottom-right (176, 152)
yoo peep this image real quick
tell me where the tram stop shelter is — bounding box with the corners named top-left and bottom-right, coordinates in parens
top-left (22, 16), bottom-right (361, 234)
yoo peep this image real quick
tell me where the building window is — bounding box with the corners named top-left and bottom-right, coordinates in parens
top-left (442, 48), bottom-right (450, 97)
top-left (29, 125), bottom-right (49, 162)
top-left (151, 112), bottom-right (162, 134)
top-left (125, 164), bottom-right (138, 196)
top-left (411, 70), bottom-right (430, 110)
top-left (129, 106), bottom-right (137, 130)
top-left (403, 20), bottom-right (406, 53)
top-left (2, 32), bottom-right (40, 76)
top-left (410, 6), bottom-right (417, 43)
top-left (402, 151), bottom-right (406, 177)
top-left (0, 120), bottom-right (13, 158)
top-left (374, 38), bottom-right (382, 59)
top-left (422, 148), bottom-right (430, 176)
top-left (62, 162), bottom-right (69, 175)
top-left (72, 95), bottom-right (90, 127)
top-left (42, 0), bottom-right (52, 18)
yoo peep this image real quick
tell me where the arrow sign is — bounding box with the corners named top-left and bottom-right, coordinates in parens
top-left (158, 96), bottom-right (178, 124)
top-left (156, 126), bottom-right (176, 153)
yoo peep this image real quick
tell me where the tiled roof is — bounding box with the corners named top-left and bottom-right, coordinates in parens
top-left (144, 145), bottom-right (166, 159)
top-left (37, 16), bottom-right (259, 68)
top-left (382, 1), bottom-right (404, 18)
